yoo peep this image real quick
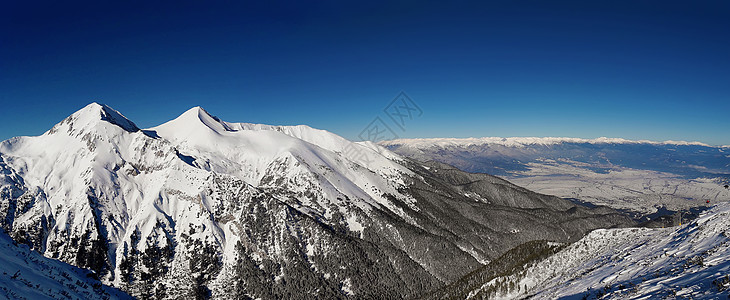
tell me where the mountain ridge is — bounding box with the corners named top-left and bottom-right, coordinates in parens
top-left (382, 136), bottom-right (714, 148)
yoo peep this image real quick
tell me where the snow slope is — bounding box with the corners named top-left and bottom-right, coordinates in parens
top-left (147, 106), bottom-right (410, 208)
top-left (464, 202), bottom-right (730, 299)
top-left (0, 228), bottom-right (131, 299)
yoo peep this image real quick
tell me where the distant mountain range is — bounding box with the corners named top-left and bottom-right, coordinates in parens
top-left (381, 137), bottom-right (730, 217)
top-left (0, 103), bottom-right (631, 299)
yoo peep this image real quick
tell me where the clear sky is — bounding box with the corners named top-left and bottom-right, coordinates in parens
top-left (2, 1), bottom-right (729, 145)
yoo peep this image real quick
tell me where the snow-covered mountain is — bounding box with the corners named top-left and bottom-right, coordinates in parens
top-left (381, 137), bottom-right (730, 217)
top-left (453, 201), bottom-right (730, 299)
top-left (0, 228), bottom-right (131, 299)
top-left (0, 104), bottom-right (633, 298)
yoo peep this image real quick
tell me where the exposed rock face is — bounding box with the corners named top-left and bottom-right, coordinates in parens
top-left (0, 103), bottom-right (633, 299)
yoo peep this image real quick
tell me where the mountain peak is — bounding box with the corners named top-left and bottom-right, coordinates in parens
top-left (60, 102), bottom-right (140, 133)
top-left (182, 106), bottom-right (220, 121)
top-left (162, 106), bottom-right (234, 135)
top-left (183, 106), bottom-right (207, 116)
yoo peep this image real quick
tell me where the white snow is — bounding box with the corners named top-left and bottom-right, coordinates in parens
top-left (346, 215), bottom-right (364, 234)
top-left (341, 277), bottom-right (353, 296)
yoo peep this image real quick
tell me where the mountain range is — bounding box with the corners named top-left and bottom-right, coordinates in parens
top-left (381, 137), bottom-right (730, 218)
top-left (0, 103), bottom-right (633, 299)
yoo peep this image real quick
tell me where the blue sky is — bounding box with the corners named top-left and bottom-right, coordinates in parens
top-left (2, 1), bottom-right (729, 145)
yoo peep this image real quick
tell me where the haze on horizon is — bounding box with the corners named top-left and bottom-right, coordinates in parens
top-left (2, 1), bottom-right (729, 145)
